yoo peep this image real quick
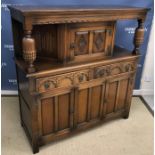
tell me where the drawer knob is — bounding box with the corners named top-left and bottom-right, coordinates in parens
top-left (79, 74), bottom-right (85, 82)
top-left (96, 69), bottom-right (105, 77)
top-left (125, 64), bottom-right (131, 72)
top-left (70, 43), bottom-right (76, 49)
top-left (44, 82), bottom-right (50, 89)
top-left (106, 68), bottom-right (111, 75)
top-left (107, 29), bottom-right (112, 36)
top-left (100, 69), bottom-right (105, 76)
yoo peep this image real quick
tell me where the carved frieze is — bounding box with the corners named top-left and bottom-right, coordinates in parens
top-left (74, 70), bottom-right (89, 83)
top-left (94, 61), bottom-right (136, 79)
top-left (37, 70), bottom-right (90, 93)
top-left (37, 61), bottom-right (136, 93)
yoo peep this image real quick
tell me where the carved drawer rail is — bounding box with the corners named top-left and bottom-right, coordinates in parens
top-left (36, 61), bottom-right (136, 93)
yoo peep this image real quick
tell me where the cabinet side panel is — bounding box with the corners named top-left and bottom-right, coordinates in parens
top-left (11, 18), bottom-right (23, 58)
top-left (107, 82), bottom-right (118, 114)
top-left (16, 67), bottom-right (35, 142)
top-left (78, 89), bottom-right (88, 124)
top-left (117, 79), bottom-right (129, 110)
top-left (20, 96), bottom-right (32, 137)
top-left (58, 94), bottom-right (70, 130)
top-left (41, 98), bottom-right (54, 135)
top-left (17, 67), bottom-right (31, 108)
top-left (32, 24), bottom-right (58, 58)
top-left (90, 86), bottom-right (101, 119)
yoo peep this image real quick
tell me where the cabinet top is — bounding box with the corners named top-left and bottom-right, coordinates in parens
top-left (9, 5), bottom-right (150, 25)
top-left (8, 5), bottom-right (149, 13)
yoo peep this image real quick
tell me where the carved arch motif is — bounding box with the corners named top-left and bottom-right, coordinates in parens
top-left (38, 79), bottom-right (57, 92)
top-left (74, 71), bottom-right (89, 83)
top-left (57, 74), bottom-right (74, 87)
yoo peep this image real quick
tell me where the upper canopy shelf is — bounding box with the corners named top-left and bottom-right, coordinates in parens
top-left (9, 5), bottom-right (150, 25)
top-left (9, 5), bottom-right (150, 73)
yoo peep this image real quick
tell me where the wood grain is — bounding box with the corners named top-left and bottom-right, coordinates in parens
top-left (9, 6), bottom-right (149, 153)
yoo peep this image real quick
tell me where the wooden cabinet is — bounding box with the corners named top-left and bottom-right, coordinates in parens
top-left (9, 6), bottom-right (149, 153)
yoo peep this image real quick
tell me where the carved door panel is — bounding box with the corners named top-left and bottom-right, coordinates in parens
top-left (69, 23), bottom-right (115, 62)
top-left (92, 29), bottom-right (113, 55)
top-left (40, 89), bottom-right (74, 136)
top-left (70, 30), bottom-right (89, 61)
top-left (74, 31), bottom-right (89, 56)
top-left (74, 80), bottom-right (106, 127)
top-left (93, 30), bottom-right (106, 53)
top-left (104, 74), bottom-right (134, 116)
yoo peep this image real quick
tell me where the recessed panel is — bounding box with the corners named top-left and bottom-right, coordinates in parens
top-left (74, 31), bottom-right (89, 56)
top-left (78, 89), bottom-right (88, 123)
top-left (90, 86), bottom-right (101, 119)
top-left (33, 24), bottom-right (57, 58)
top-left (93, 30), bottom-right (106, 53)
top-left (58, 93), bottom-right (70, 130)
top-left (106, 81), bottom-right (118, 114)
top-left (41, 98), bottom-right (54, 135)
top-left (117, 79), bottom-right (129, 110)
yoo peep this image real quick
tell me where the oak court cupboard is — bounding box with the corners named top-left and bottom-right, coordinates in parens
top-left (9, 5), bottom-right (149, 153)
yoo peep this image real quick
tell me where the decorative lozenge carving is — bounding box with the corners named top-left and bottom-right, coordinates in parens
top-left (95, 33), bottom-right (104, 50)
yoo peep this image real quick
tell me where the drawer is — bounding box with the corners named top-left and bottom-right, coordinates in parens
top-left (36, 69), bottom-right (90, 93)
top-left (94, 61), bottom-right (136, 79)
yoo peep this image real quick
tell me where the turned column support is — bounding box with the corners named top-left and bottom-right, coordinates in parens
top-left (132, 19), bottom-right (145, 55)
top-left (22, 30), bottom-right (36, 73)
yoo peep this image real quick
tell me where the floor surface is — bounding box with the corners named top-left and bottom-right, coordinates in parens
top-left (142, 95), bottom-right (154, 111)
top-left (1, 97), bottom-right (154, 155)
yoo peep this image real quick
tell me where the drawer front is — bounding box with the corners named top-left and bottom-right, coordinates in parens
top-left (36, 61), bottom-right (136, 93)
top-left (36, 69), bottom-right (90, 93)
top-left (94, 61), bottom-right (137, 79)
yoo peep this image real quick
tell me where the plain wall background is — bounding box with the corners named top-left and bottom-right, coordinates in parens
top-left (141, 21), bottom-right (154, 95)
top-left (1, 0), bottom-right (154, 93)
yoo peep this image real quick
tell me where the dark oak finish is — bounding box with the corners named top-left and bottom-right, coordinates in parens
top-left (9, 6), bottom-right (149, 153)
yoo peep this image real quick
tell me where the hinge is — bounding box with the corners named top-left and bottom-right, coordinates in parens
top-left (104, 98), bottom-right (107, 104)
top-left (70, 43), bottom-right (76, 49)
top-left (106, 45), bottom-right (112, 55)
top-left (107, 29), bottom-right (112, 36)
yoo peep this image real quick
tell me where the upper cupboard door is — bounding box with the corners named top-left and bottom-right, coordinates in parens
top-left (69, 22), bottom-right (115, 61)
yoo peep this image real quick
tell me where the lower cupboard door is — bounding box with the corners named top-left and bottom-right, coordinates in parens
top-left (104, 75), bottom-right (133, 115)
top-left (40, 91), bottom-right (74, 136)
top-left (74, 82), bottom-right (106, 127)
